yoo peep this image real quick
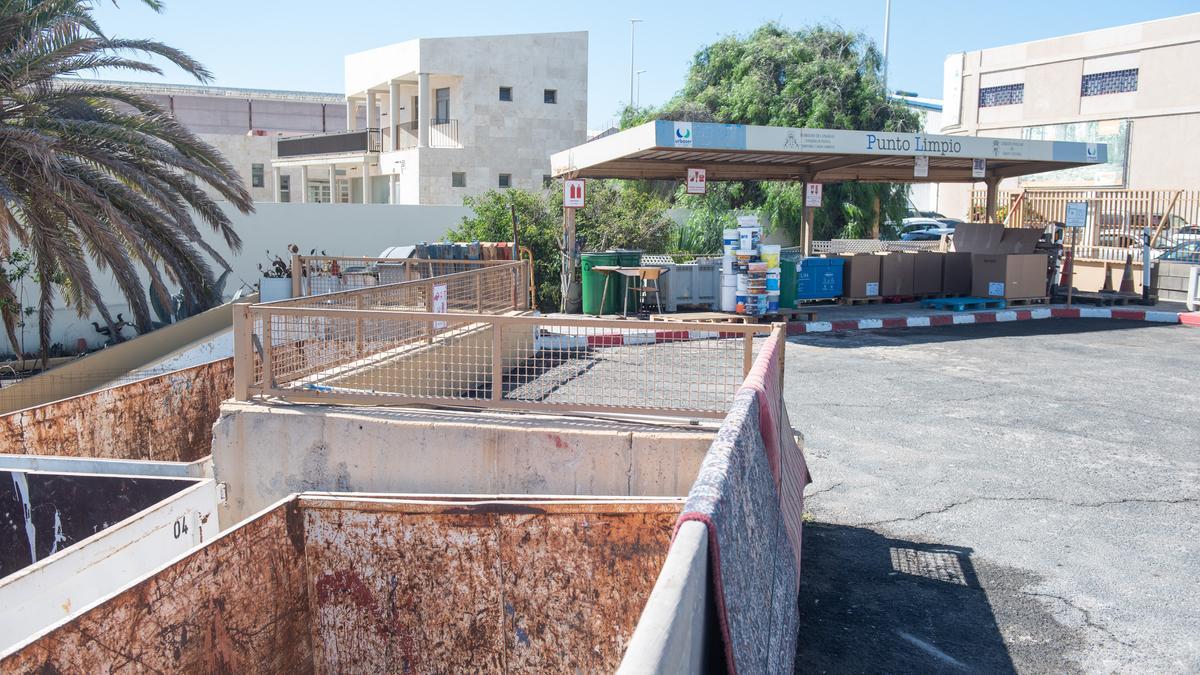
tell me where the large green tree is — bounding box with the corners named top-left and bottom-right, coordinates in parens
top-left (0, 0), bottom-right (253, 359)
top-left (626, 23), bottom-right (921, 243)
top-left (447, 182), bottom-right (674, 311)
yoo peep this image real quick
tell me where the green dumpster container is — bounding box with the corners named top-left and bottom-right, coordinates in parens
top-left (779, 258), bottom-right (798, 309)
top-left (581, 252), bottom-right (621, 315)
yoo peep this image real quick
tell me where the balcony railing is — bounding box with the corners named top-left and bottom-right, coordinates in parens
top-left (277, 128), bottom-right (382, 158)
top-left (395, 119), bottom-right (461, 149)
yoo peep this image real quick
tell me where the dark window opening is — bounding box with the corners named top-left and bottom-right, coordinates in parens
top-left (499, 86), bottom-right (513, 102)
top-left (452, 172), bottom-right (466, 188)
top-left (544, 89), bottom-right (557, 104)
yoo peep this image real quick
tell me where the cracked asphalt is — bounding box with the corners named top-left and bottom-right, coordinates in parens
top-left (786, 319), bottom-right (1200, 674)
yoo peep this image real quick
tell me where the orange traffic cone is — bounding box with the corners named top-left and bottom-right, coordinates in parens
top-left (1058, 248), bottom-right (1073, 288)
top-left (1100, 262), bottom-right (1114, 293)
top-left (1119, 253), bottom-right (1136, 294)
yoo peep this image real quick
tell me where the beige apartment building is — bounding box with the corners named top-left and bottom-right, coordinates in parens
top-left (939, 12), bottom-right (1200, 219)
top-left (272, 31), bottom-right (588, 205)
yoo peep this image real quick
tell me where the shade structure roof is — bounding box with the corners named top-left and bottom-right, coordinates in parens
top-left (551, 120), bottom-right (1107, 183)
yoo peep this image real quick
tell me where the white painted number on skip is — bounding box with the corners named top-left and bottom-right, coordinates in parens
top-left (563, 179), bottom-right (585, 208)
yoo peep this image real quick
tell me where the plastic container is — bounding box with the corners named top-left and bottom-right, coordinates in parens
top-left (721, 255), bottom-right (735, 275)
top-left (720, 284), bottom-right (737, 312)
top-left (736, 274), bottom-right (749, 293)
top-left (779, 259), bottom-right (798, 309)
top-left (766, 292), bottom-right (780, 313)
top-left (796, 256), bottom-right (845, 300)
top-left (581, 252), bottom-right (621, 315)
top-left (722, 229), bottom-right (739, 255)
top-left (760, 244), bottom-right (781, 268)
top-left (738, 226), bottom-right (761, 253)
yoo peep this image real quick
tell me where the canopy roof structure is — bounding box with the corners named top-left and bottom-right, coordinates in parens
top-left (552, 120), bottom-right (1107, 183)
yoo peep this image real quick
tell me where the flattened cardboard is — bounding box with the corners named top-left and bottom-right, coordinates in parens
top-left (877, 252), bottom-right (915, 297)
top-left (839, 253), bottom-right (881, 298)
top-left (971, 253), bottom-right (1048, 299)
top-left (912, 252), bottom-right (943, 295)
top-left (951, 223), bottom-right (1043, 255)
top-left (942, 252), bottom-right (972, 295)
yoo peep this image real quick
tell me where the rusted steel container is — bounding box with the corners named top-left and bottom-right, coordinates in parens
top-left (2, 493), bottom-right (681, 673)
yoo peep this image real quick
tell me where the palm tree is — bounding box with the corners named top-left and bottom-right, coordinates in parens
top-left (0, 0), bottom-right (253, 361)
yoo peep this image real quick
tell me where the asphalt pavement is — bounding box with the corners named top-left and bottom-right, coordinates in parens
top-left (787, 320), bottom-right (1200, 674)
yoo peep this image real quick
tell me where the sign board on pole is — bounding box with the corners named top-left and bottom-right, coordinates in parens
top-left (563, 179), bottom-right (585, 208)
top-left (914, 156), bottom-right (929, 178)
top-left (432, 284), bottom-right (448, 329)
top-left (686, 167), bottom-right (706, 194)
top-left (1064, 201), bottom-right (1088, 229)
top-left (805, 183), bottom-right (823, 207)
top-left (972, 158), bottom-right (986, 178)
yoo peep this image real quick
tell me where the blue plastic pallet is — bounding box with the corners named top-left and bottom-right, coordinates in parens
top-left (919, 296), bottom-right (1007, 312)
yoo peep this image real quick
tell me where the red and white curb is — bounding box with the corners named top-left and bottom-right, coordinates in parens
top-left (533, 307), bottom-right (1190, 349)
top-left (787, 306), bottom-right (1184, 335)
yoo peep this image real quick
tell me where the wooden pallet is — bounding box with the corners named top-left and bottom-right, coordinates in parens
top-left (919, 296), bottom-right (1007, 311)
top-left (1005, 297), bottom-right (1051, 307)
top-left (1058, 291), bottom-right (1139, 306)
top-left (649, 312), bottom-right (754, 324)
top-left (839, 296), bottom-right (883, 306)
top-left (757, 308), bottom-right (819, 323)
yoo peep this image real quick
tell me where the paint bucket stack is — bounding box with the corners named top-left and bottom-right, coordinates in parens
top-left (721, 216), bottom-right (774, 317)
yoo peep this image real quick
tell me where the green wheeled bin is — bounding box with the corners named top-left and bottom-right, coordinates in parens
top-left (581, 252), bottom-right (621, 315)
top-left (779, 257), bottom-right (798, 309)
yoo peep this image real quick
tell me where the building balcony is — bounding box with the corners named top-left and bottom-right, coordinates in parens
top-left (277, 128), bottom-right (382, 158)
top-left (395, 119), bottom-right (461, 149)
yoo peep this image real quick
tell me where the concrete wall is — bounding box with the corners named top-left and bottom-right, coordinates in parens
top-left (939, 13), bottom-right (1200, 219)
top-left (1156, 261), bottom-right (1200, 302)
top-left (14, 202), bottom-right (464, 352)
top-left (211, 402), bottom-right (714, 526)
top-left (0, 478), bottom-right (218, 654)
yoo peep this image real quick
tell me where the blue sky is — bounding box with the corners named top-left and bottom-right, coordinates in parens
top-left (92, 1), bottom-right (1197, 129)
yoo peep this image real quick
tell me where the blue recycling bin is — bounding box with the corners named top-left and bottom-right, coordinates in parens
top-left (796, 257), bottom-right (844, 299)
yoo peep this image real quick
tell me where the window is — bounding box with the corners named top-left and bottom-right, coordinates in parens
top-left (435, 87), bottom-right (450, 123)
top-left (978, 83), bottom-right (1023, 108)
top-left (279, 175), bottom-right (291, 203)
top-left (452, 172), bottom-right (466, 188)
top-left (251, 163), bottom-right (264, 188)
top-left (499, 86), bottom-right (513, 102)
top-left (498, 173), bottom-right (512, 189)
top-left (542, 174), bottom-right (552, 188)
top-left (543, 89), bottom-right (557, 104)
top-left (1081, 69), bottom-right (1138, 97)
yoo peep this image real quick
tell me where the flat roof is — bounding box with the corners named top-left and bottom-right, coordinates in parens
top-left (551, 120), bottom-right (1107, 183)
top-left (60, 78), bottom-right (344, 104)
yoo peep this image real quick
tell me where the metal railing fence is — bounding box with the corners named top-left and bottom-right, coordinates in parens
top-left (394, 119), bottom-right (461, 149)
top-left (809, 240), bottom-right (944, 254)
top-left (234, 305), bottom-right (778, 418)
top-left (293, 256), bottom-right (517, 296)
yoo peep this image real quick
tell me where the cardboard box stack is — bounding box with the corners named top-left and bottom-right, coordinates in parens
top-left (912, 252), bottom-right (943, 296)
top-left (950, 223), bottom-right (1048, 300)
top-left (878, 252), bottom-right (915, 297)
top-left (838, 253), bottom-right (881, 299)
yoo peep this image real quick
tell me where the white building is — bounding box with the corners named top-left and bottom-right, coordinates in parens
top-left (271, 31), bottom-right (589, 205)
top-left (80, 79), bottom-right (346, 203)
top-left (893, 94), bottom-right (945, 215)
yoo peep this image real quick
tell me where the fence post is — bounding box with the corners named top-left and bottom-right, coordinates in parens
top-left (425, 280), bottom-right (435, 344)
top-left (261, 309), bottom-right (274, 390)
top-left (355, 295), bottom-right (364, 357)
top-left (491, 321), bottom-right (504, 401)
top-left (291, 255), bottom-right (302, 297)
top-left (743, 331), bottom-right (754, 376)
top-left (476, 273), bottom-right (483, 313)
top-left (233, 303), bottom-right (253, 400)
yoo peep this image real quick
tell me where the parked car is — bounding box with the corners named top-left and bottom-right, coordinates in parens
top-left (1173, 225), bottom-right (1200, 242)
top-left (1155, 240), bottom-right (1200, 262)
top-left (900, 218), bottom-right (955, 241)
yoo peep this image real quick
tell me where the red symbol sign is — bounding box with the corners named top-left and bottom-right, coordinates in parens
top-left (564, 179), bottom-right (585, 208)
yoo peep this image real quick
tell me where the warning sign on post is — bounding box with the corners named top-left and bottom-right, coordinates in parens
top-left (972, 158), bottom-right (986, 178)
top-left (563, 179), bottom-right (585, 208)
top-left (432, 284), bottom-right (448, 329)
top-left (914, 155), bottom-right (929, 178)
top-left (686, 167), bottom-right (706, 194)
top-left (805, 183), bottom-right (823, 207)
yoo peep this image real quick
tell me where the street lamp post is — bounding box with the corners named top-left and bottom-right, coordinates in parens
top-left (629, 19), bottom-right (643, 109)
top-left (636, 69), bottom-right (646, 108)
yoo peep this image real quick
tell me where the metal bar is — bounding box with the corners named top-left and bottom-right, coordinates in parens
top-left (261, 309), bottom-right (274, 389)
top-left (491, 322), bottom-right (504, 402)
top-left (743, 333), bottom-right (754, 376)
top-left (291, 254), bottom-right (303, 297)
top-left (355, 295), bottom-right (364, 357)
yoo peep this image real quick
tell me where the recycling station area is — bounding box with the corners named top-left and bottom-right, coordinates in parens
top-left (554, 119), bottom-right (1118, 323)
